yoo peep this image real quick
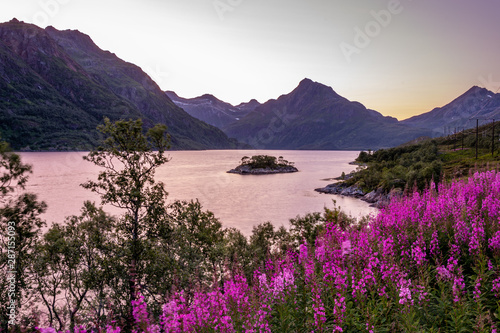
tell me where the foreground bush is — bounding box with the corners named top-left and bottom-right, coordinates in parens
top-left (37, 171), bottom-right (500, 332)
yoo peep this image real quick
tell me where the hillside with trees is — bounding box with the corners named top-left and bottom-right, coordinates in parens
top-left (318, 121), bottom-right (500, 206)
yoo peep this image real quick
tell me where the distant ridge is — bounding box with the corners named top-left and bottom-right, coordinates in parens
top-left (165, 91), bottom-right (259, 129)
top-left (402, 86), bottom-right (500, 135)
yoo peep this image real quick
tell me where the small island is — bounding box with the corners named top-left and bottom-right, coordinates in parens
top-left (227, 155), bottom-right (298, 175)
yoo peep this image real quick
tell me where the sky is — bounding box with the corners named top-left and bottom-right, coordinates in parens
top-left (1, 0), bottom-right (500, 120)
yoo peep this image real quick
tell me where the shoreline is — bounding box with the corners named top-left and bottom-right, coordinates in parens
top-left (314, 168), bottom-right (401, 208)
top-left (314, 182), bottom-right (390, 208)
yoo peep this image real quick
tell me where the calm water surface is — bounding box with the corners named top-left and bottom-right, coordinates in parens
top-left (20, 150), bottom-right (378, 236)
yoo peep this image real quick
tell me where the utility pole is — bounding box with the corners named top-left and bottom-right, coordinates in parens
top-left (454, 127), bottom-right (457, 150)
top-left (492, 119), bottom-right (495, 156)
top-left (476, 119), bottom-right (479, 159)
top-left (461, 128), bottom-right (464, 151)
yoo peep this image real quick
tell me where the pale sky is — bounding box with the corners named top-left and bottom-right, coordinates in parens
top-left (1, 0), bottom-right (500, 120)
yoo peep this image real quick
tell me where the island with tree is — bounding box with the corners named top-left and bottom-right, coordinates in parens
top-left (227, 155), bottom-right (298, 175)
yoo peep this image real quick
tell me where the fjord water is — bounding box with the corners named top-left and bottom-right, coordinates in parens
top-left (20, 150), bottom-right (377, 236)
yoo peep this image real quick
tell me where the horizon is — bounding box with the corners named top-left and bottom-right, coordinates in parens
top-left (2, 0), bottom-right (500, 120)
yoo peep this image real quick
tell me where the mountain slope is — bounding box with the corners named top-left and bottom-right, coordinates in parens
top-left (223, 79), bottom-right (432, 150)
top-left (165, 91), bottom-right (259, 129)
top-left (401, 86), bottom-right (500, 135)
top-left (0, 19), bottom-right (239, 150)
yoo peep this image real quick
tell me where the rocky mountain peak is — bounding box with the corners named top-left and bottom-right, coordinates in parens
top-left (291, 78), bottom-right (341, 100)
top-left (0, 20), bottom-right (82, 73)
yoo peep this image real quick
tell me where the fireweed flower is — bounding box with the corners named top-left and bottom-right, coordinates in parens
top-left (411, 243), bottom-right (426, 266)
top-left (473, 277), bottom-right (482, 302)
top-left (380, 236), bottom-right (394, 258)
top-left (73, 326), bottom-right (87, 333)
top-left (398, 278), bottom-right (413, 305)
top-left (490, 231), bottom-right (500, 251)
top-left (436, 266), bottom-right (452, 280)
top-left (106, 325), bottom-right (121, 333)
top-left (452, 274), bottom-right (466, 303)
top-left (430, 230), bottom-right (440, 258)
top-left (36, 328), bottom-right (57, 333)
top-left (311, 281), bottom-right (326, 328)
top-left (492, 277), bottom-right (500, 297)
top-left (131, 293), bottom-right (161, 333)
top-left (315, 241), bottom-right (326, 262)
top-left (258, 272), bottom-right (269, 289)
top-left (299, 241), bottom-right (308, 264)
top-left (271, 267), bottom-right (295, 298)
top-left (469, 216), bottom-right (485, 255)
top-left (415, 284), bottom-right (428, 303)
top-left (341, 240), bottom-right (352, 257)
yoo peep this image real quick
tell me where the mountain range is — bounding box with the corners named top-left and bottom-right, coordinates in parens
top-left (170, 81), bottom-right (500, 150)
top-left (222, 78), bottom-right (434, 149)
top-left (0, 19), bottom-right (239, 150)
top-left (1, 19), bottom-right (499, 151)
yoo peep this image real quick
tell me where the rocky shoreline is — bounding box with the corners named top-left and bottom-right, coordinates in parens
top-left (314, 182), bottom-right (402, 208)
top-left (227, 164), bottom-right (299, 175)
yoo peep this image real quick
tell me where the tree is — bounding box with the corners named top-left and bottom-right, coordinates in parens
top-left (289, 212), bottom-right (324, 247)
top-left (33, 202), bottom-right (116, 331)
top-left (223, 228), bottom-right (251, 281)
top-left (0, 139), bottom-right (46, 331)
top-left (81, 118), bottom-right (170, 327)
top-left (165, 200), bottom-right (226, 294)
top-left (32, 225), bottom-right (66, 331)
top-left (0, 140), bottom-right (31, 198)
top-left (249, 222), bottom-right (276, 271)
top-left (240, 156), bottom-right (250, 165)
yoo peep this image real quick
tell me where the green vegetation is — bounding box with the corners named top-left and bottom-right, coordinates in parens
top-left (344, 121), bottom-right (500, 194)
top-left (3, 118), bottom-right (500, 331)
top-left (239, 155), bottom-right (295, 169)
top-left (346, 141), bottom-right (442, 192)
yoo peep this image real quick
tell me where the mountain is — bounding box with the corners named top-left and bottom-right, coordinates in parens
top-left (235, 99), bottom-right (261, 114)
top-left (401, 86), bottom-right (500, 135)
top-left (165, 91), bottom-right (259, 129)
top-left (223, 78), bottom-right (433, 150)
top-left (0, 19), bottom-right (239, 150)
